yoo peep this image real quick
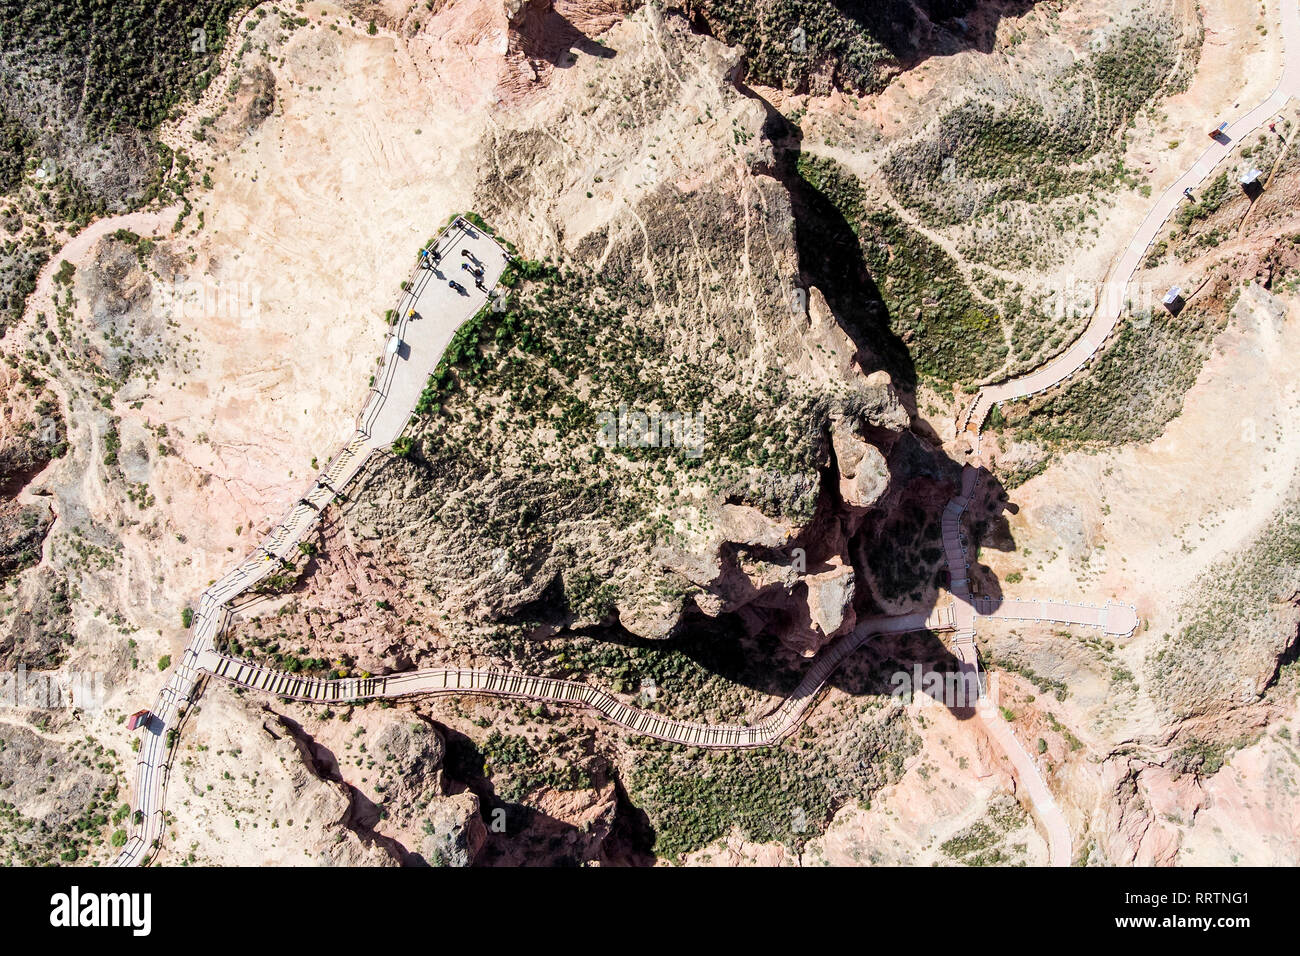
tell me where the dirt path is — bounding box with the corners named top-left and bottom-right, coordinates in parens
top-left (961, 0), bottom-right (1300, 435)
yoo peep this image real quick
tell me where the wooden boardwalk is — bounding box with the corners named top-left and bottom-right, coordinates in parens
top-left (113, 218), bottom-right (509, 866)
top-left (973, 596), bottom-right (1139, 638)
top-left (106, 0), bottom-right (1300, 859)
top-left (961, 0), bottom-right (1300, 435)
top-left (198, 607), bottom-right (956, 750)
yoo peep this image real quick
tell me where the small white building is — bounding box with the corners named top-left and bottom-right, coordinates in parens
top-left (1162, 287), bottom-right (1182, 307)
top-left (1240, 168), bottom-right (1263, 185)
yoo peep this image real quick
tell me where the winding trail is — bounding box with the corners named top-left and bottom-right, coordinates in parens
top-left (934, 2), bottom-right (1300, 864)
top-left (104, 203), bottom-right (1132, 865)
top-left (961, 0), bottom-right (1300, 435)
top-left (199, 608), bottom-right (952, 749)
top-left (940, 462), bottom-right (1079, 865)
top-left (112, 218), bottom-right (510, 866)
top-left (943, 463), bottom-right (1078, 865)
top-left (23, 206), bottom-right (180, 335)
top-left (105, 2), bottom-right (1300, 867)
top-left (196, 445), bottom-right (1122, 863)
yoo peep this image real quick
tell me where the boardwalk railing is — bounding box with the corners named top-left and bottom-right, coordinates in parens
top-left (199, 606), bottom-right (957, 750)
top-left (113, 218), bottom-right (506, 866)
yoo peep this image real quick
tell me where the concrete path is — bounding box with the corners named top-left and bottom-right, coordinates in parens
top-left (939, 3), bottom-right (1300, 863)
top-left (943, 462), bottom-right (1076, 866)
top-left (975, 703), bottom-right (1074, 865)
top-left (972, 596), bottom-right (1138, 637)
top-left (962, 0), bottom-right (1300, 434)
top-left (113, 218), bottom-right (507, 866)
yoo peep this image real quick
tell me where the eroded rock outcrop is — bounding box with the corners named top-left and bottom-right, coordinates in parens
top-left (0, 723), bottom-right (120, 865)
top-left (831, 417), bottom-right (890, 511)
top-left (0, 365), bottom-right (64, 500)
top-left (237, 10), bottom-right (936, 664)
top-left (301, 707), bottom-right (488, 867)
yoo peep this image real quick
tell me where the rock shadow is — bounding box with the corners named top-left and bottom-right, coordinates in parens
top-left (514, 5), bottom-right (617, 69)
top-left (831, 0), bottom-right (1041, 68)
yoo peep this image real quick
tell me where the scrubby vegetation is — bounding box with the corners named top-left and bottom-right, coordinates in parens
top-left (220, 612), bottom-right (332, 676)
top-left (939, 794), bottom-right (1029, 865)
top-left (415, 259), bottom-right (821, 508)
top-left (1147, 493), bottom-right (1300, 719)
top-left (882, 10), bottom-right (1196, 272)
top-left (691, 0), bottom-right (893, 93)
top-left (481, 731), bottom-right (593, 802)
top-left (384, 194), bottom-right (871, 622)
top-left (625, 695), bottom-right (915, 860)
top-left (1000, 307), bottom-right (1221, 455)
top-left (0, 1), bottom-right (246, 335)
top-left (990, 652), bottom-right (1071, 703)
top-left (0, 106), bottom-right (33, 195)
top-left (0, 0), bottom-right (247, 133)
top-left (480, 618), bottom-right (805, 726)
top-left (0, 733), bottom-right (124, 866)
top-left (862, 494), bottom-right (944, 606)
top-left (1154, 129), bottom-right (1285, 264)
top-left (797, 154), bottom-right (1006, 383)
top-left (691, 0), bottom-right (1021, 96)
top-left (443, 718), bottom-right (604, 862)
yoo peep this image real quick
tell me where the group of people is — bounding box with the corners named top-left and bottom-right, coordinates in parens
top-left (460, 248), bottom-right (486, 290)
top-left (418, 233), bottom-right (486, 291)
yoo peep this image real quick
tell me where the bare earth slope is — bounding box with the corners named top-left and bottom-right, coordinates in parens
top-left (1, 0), bottom-right (1299, 867)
